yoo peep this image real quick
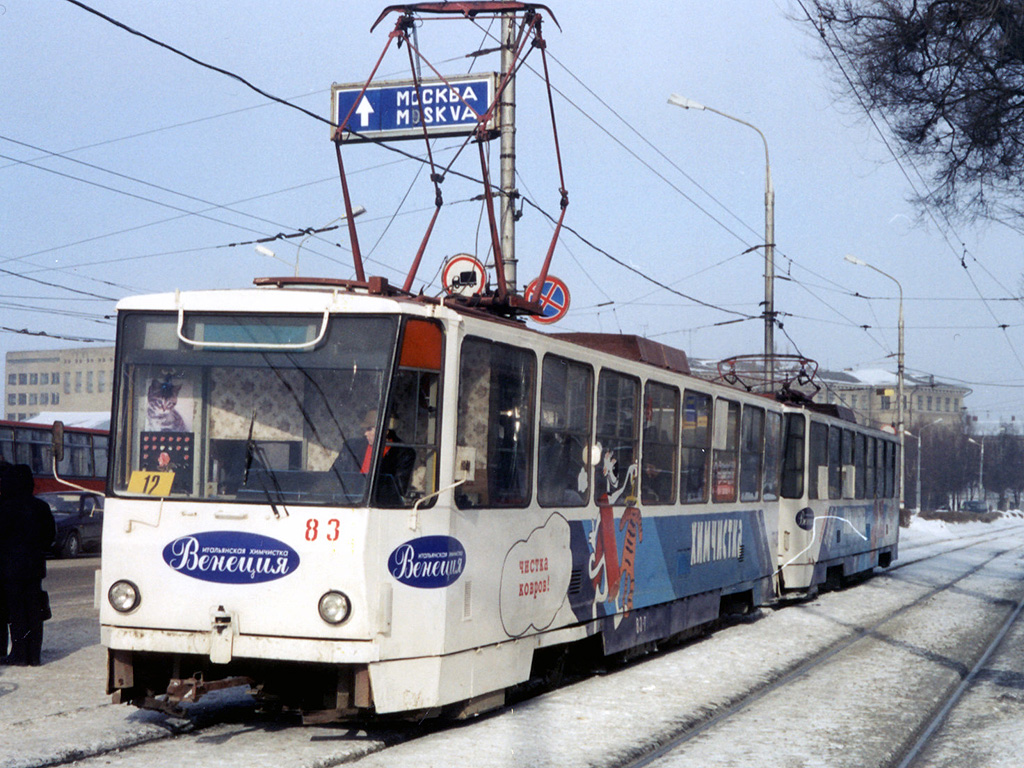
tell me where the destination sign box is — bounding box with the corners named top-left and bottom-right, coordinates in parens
top-left (331, 73), bottom-right (500, 143)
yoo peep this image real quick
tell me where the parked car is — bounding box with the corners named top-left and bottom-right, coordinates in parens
top-left (38, 491), bottom-right (104, 558)
top-left (962, 500), bottom-right (990, 514)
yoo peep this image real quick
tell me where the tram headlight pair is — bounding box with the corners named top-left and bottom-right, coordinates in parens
top-left (318, 590), bottom-right (352, 625)
top-left (108, 580), bottom-right (141, 613)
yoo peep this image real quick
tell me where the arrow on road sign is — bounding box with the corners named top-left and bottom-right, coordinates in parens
top-left (355, 96), bottom-right (374, 128)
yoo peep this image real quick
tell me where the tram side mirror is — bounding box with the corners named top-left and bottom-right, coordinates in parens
top-left (51, 421), bottom-right (65, 463)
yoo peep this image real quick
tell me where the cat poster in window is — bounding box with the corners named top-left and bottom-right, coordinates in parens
top-left (145, 375), bottom-right (194, 432)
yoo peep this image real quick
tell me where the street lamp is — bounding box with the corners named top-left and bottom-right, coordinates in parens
top-left (844, 254), bottom-right (905, 509)
top-left (254, 244), bottom-right (296, 275)
top-left (905, 418), bottom-right (943, 513)
top-left (968, 436), bottom-right (985, 503)
top-left (668, 94), bottom-right (775, 389)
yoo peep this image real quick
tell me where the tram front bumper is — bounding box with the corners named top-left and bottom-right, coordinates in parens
top-left (102, 624), bottom-right (380, 665)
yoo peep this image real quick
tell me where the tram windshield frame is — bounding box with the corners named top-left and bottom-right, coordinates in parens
top-left (110, 310), bottom-right (437, 508)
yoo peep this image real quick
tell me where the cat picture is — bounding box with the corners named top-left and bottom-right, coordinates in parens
top-left (146, 376), bottom-right (189, 432)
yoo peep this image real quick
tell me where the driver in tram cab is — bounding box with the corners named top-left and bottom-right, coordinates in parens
top-left (333, 408), bottom-right (414, 505)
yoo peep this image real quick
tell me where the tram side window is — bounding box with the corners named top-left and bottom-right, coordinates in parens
top-left (884, 441), bottom-right (895, 498)
top-left (14, 428), bottom-right (50, 475)
top-left (680, 390), bottom-right (712, 503)
top-left (94, 434), bottom-right (109, 478)
top-left (739, 406), bottom-right (765, 502)
top-left (538, 356), bottom-right (592, 507)
top-left (854, 432), bottom-right (866, 499)
top-left (808, 421), bottom-right (828, 500)
top-left (0, 426), bottom-right (12, 464)
top-left (456, 338), bottom-right (536, 509)
top-left (828, 426), bottom-right (842, 499)
top-left (595, 370), bottom-right (640, 506)
top-left (763, 411), bottom-right (782, 501)
top-left (841, 429), bottom-right (854, 499)
top-left (875, 439), bottom-right (886, 498)
top-left (712, 399), bottom-right (740, 503)
top-left (865, 436), bottom-right (877, 498)
top-left (780, 413), bottom-right (805, 499)
top-left (641, 381), bottom-right (678, 505)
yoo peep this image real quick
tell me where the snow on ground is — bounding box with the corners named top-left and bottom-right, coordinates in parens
top-left (4, 514), bottom-right (1024, 768)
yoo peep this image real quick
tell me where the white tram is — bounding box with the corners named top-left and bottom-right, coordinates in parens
top-left (99, 281), bottom-right (899, 719)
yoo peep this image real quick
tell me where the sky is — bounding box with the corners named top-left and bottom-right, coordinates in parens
top-left (2, 0), bottom-right (1023, 424)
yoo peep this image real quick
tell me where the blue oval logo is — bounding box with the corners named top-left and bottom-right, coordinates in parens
top-left (388, 535), bottom-right (466, 589)
top-left (163, 531), bottom-right (300, 584)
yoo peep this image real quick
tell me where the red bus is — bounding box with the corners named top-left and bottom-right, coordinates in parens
top-left (0, 419), bottom-right (107, 493)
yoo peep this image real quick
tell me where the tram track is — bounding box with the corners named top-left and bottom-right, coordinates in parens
top-left (8, 525), bottom-right (1024, 768)
top-left (618, 533), bottom-right (1024, 768)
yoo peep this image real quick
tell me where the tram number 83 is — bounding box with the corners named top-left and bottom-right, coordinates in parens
top-left (305, 519), bottom-right (341, 542)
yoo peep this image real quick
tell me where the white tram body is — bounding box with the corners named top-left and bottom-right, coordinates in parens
top-left (99, 283), bottom-right (898, 718)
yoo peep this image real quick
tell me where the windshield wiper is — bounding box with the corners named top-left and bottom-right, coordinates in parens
top-left (241, 409), bottom-right (288, 518)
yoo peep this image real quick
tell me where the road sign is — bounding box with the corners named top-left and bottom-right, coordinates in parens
top-left (442, 254), bottom-right (487, 297)
top-left (332, 74), bottom-right (500, 143)
top-left (525, 276), bottom-right (570, 324)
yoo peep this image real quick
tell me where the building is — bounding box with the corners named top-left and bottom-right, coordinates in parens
top-left (815, 368), bottom-right (970, 431)
top-left (4, 346), bottom-right (115, 421)
top-left (685, 357), bottom-right (969, 432)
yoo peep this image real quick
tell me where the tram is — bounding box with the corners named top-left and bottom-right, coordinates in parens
top-left (97, 2), bottom-right (899, 720)
top-left (99, 286), bottom-right (898, 718)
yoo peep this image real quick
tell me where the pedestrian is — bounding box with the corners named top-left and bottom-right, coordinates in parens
top-left (0, 464), bottom-right (55, 666)
top-left (0, 461), bottom-right (12, 660)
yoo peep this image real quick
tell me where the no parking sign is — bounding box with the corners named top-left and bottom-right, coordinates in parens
top-left (525, 276), bottom-right (570, 324)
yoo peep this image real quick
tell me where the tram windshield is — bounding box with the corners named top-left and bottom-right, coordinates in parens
top-left (111, 311), bottom-right (440, 508)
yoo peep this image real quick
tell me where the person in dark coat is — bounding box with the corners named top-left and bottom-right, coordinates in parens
top-left (0, 464), bottom-right (55, 666)
top-left (0, 461), bottom-right (12, 660)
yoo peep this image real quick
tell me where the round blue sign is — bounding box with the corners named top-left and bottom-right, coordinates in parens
top-left (388, 535), bottom-right (466, 589)
top-left (163, 531), bottom-right (300, 584)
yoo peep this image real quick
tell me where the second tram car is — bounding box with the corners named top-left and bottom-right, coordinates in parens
top-left (99, 285), bottom-right (898, 718)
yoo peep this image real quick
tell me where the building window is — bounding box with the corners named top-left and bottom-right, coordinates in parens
top-left (6, 374), bottom-right (14, 385)
top-left (17, 394), bottom-right (26, 405)
top-left (75, 371), bottom-right (82, 393)
top-left (880, 396), bottom-right (891, 411)
top-left (6, 394), bottom-right (14, 405)
top-left (850, 394), bottom-right (858, 409)
top-left (29, 373), bottom-right (38, 385)
top-left (40, 393), bottom-right (49, 405)
top-left (52, 372), bottom-right (60, 384)
top-left (29, 394), bottom-right (38, 405)
top-left (954, 398), bottom-right (959, 411)
top-left (87, 371), bottom-right (94, 393)
top-left (40, 373), bottom-right (49, 385)
top-left (52, 393), bottom-right (59, 405)
top-left (98, 370), bottom-right (107, 393)
top-left (917, 396), bottom-right (923, 411)
top-left (18, 374), bottom-right (27, 385)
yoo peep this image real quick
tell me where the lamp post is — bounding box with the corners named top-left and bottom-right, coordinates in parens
top-left (844, 255), bottom-right (905, 509)
top-left (906, 418), bottom-right (943, 513)
top-left (968, 436), bottom-right (985, 502)
top-left (668, 94), bottom-right (775, 389)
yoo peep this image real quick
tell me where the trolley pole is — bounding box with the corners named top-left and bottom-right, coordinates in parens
top-left (499, 8), bottom-right (517, 294)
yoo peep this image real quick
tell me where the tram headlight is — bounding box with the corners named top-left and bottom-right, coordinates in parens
top-left (318, 590), bottom-right (352, 625)
top-left (108, 580), bottom-right (141, 613)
